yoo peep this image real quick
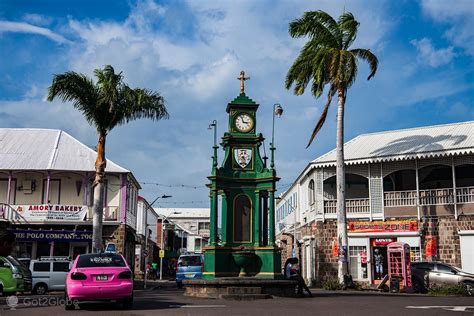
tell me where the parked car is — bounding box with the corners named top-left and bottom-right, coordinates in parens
top-left (29, 258), bottom-right (72, 295)
top-left (176, 253), bottom-right (204, 288)
top-left (17, 258), bottom-right (31, 269)
top-left (411, 261), bottom-right (474, 294)
top-left (0, 256), bottom-right (32, 295)
top-left (65, 253), bottom-right (133, 310)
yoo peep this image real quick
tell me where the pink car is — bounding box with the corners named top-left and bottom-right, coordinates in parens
top-left (65, 253), bottom-right (133, 310)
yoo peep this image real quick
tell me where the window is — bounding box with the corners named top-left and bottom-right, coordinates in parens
top-left (77, 254), bottom-right (126, 268)
top-left (308, 180), bottom-right (315, 205)
top-left (349, 246), bottom-right (368, 280)
top-left (410, 247), bottom-right (421, 262)
top-left (437, 264), bottom-right (456, 274)
top-left (198, 222), bottom-right (210, 231)
top-left (53, 262), bottom-right (70, 272)
top-left (33, 262), bottom-right (50, 272)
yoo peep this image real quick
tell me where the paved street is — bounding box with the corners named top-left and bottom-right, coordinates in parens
top-left (1, 286), bottom-right (473, 316)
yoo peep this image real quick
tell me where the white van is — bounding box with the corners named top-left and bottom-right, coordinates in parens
top-left (29, 257), bottom-right (71, 295)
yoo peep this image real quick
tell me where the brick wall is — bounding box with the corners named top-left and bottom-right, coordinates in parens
top-left (312, 220), bottom-right (338, 284)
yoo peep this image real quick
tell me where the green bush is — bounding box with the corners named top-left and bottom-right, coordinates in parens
top-left (427, 283), bottom-right (470, 296)
top-left (322, 278), bottom-right (344, 290)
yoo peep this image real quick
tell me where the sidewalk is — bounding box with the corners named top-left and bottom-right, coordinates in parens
top-left (134, 279), bottom-right (176, 290)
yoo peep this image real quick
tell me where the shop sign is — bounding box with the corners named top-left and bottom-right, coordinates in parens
top-left (12, 229), bottom-right (92, 241)
top-left (372, 238), bottom-right (396, 246)
top-left (348, 220), bottom-right (418, 233)
top-left (12, 204), bottom-right (88, 222)
top-left (425, 236), bottom-right (437, 258)
top-left (332, 237), bottom-right (338, 258)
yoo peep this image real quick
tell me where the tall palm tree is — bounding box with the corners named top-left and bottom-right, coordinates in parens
top-left (286, 11), bottom-right (378, 283)
top-left (47, 65), bottom-right (169, 252)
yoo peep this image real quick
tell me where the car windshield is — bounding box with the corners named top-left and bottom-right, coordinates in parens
top-left (76, 254), bottom-right (126, 268)
top-left (179, 256), bottom-right (202, 266)
top-left (6, 256), bottom-right (23, 273)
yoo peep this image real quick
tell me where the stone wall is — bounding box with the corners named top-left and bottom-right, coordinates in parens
top-left (312, 220), bottom-right (338, 284)
top-left (421, 215), bottom-right (474, 266)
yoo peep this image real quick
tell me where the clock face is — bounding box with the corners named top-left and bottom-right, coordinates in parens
top-left (234, 113), bottom-right (254, 132)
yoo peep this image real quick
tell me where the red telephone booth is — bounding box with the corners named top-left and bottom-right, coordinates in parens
top-left (387, 242), bottom-right (412, 292)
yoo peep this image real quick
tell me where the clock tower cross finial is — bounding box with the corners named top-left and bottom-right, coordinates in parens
top-left (237, 70), bottom-right (250, 95)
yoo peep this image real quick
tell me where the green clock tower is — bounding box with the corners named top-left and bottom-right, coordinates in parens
top-left (203, 71), bottom-right (282, 279)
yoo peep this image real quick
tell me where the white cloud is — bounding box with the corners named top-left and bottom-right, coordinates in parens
top-left (0, 21), bottom-right (70, 44)
top-left (421, 0), bottom-right (474, 55)
top-left (410, 38), bottom-right (455, 67)
top-left (22, 13), bottom-right (53, 26)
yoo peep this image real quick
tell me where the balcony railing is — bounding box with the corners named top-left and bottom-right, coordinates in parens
top-left (324, 198), bottom-right (370, 214)
top-left (384, 186), bottom-right (474, 207)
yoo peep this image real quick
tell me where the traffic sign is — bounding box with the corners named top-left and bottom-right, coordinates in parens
top-left (143, 250), bottom-right (149, 257)
top-left (159, 249), bottom-right (165, 258)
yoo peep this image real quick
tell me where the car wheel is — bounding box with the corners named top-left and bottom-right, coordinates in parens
top-left (464, 282), bottom-right (474, 296)
top-left (64, 293), bottom-right (75, 311)
top-left (122, 294), bottom-right (133, 310)
top-left (33, 283), bottom-right (48, 295)
top-left (177, 282), bottom-right (183, 289)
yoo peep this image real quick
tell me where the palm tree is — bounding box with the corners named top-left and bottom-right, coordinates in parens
top-left (47, 65), bottom-right (169, 252)
top-left (285, 11), bottom-right (378, 283)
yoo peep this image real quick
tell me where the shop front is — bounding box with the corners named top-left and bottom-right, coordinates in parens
top-left (347, 219), bottom-right (420, 284)
top-left (11, 228), bottom-right (92, 259)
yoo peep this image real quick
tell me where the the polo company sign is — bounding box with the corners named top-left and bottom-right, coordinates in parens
top-left (12, 229), bottom-right (92, 241)
top-left (348, 220), bottom-right (418, 233)
top-left (13, 204), bottom-right (88, 221)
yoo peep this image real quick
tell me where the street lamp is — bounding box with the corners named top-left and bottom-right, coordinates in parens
top-left (208, 120), bottom-right (218, 168)
top-left (144, 194), bottom-right (172, 288)
top-left (276, 196), bottom-right (299, 258)
top-left (270, 104), bottom-right (283, 169)
top-left (159, 211), bottom-right (181, 281)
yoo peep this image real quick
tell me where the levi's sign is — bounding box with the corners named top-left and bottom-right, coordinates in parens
top-left (348, 220), bottom-right (418, 233)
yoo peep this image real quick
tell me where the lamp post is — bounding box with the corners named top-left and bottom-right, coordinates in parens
top-left (208, 120), bottom-right (218, 168)
top-left (159, 211), bottom-right (181, 281)
top-left (276, 196), bottom-right (299, 258)
top-left (144, 194), bottom-right (172, 288)
top-left (270, 104), bottom-right (283, 169)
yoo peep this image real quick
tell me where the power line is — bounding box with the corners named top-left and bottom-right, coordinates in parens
top-left (140, 182), bottom-right (207, 189)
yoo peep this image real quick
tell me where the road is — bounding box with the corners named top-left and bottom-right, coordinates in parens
top-left (0, 287), bottom-right (473, 316)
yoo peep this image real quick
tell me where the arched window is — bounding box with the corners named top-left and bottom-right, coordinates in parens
top-left (308, 180), bottom-right (315, 205)
top-left (233, 194), bottom-right (252, 242)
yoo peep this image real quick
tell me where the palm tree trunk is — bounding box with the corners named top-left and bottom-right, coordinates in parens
top-left (336, 88), bottom-right (349, 283)
top-left (92, 130), bottom-right (107, 253)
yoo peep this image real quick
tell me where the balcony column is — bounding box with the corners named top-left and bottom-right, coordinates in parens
top-left (45, 171), bottom-right (51, 204)
top-left (452, 156), bottom-right (458, 220)
top-left (6, 171), bottom-right (12, 205)
top-left (83, 172), bottom-right (88, 205)
top-left (415, 160), bottom-right (421, 220)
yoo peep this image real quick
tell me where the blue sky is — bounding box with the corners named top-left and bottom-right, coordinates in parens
top-left (0, 0), bottom-right (473, 207)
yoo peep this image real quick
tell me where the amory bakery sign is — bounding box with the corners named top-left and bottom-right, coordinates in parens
top-left (12, 204), bottom-right (88, 221)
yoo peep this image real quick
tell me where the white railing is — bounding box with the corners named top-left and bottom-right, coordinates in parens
top-left (384, 190), bottom-right (417, 207)
top-left (383, 186), bottom-right (474, 207)
top-left (324, 198), bottom-right (370, 214)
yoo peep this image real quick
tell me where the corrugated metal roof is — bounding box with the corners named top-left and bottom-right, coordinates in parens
top-left (312, 121), bottom-right (474, 167)
top-left (0, 128), bottom-right (129, 173)
top-left (155, 208), bottom-right (210, 219)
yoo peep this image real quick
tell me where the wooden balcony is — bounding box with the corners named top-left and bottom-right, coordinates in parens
top-left (323, 198), bottom-right (370, 214)
top-left (384, 186), bottom-right (474, 207)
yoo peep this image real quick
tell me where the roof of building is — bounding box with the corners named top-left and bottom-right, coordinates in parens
top-left (0, 128), bottom-right (129, 173)
top-left (312, 121), bottom-right (474, 167)
top-left (154, 208), bottom-right (210, 219)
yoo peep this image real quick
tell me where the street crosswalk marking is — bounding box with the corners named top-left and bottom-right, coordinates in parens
top-left (169, 305), bottom-right (226, 308)
top-left (406, 306), bottom-right (474, 312)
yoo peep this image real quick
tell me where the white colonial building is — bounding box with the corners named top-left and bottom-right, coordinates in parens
top-left (0, 128), bottom-right (140, 266)
top-left (276, 121), bottom-right (474, 285)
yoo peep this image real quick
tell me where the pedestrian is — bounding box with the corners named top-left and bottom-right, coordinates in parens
top-left (285, 257), bottom-right (312, 297)
top-left (151, 262), bottom-right (158, 280)
top-left (0, 230), bottom-right (15, 256)
top-left (146, 262), bottom-right (152, 280)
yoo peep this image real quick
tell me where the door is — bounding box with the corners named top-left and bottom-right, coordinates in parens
top-left (429, 263), bottom-right (461, 286)
top-left (460, 234), bottom-right (474, 273)
top-left (50, 262), bottom-right (70, 290)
